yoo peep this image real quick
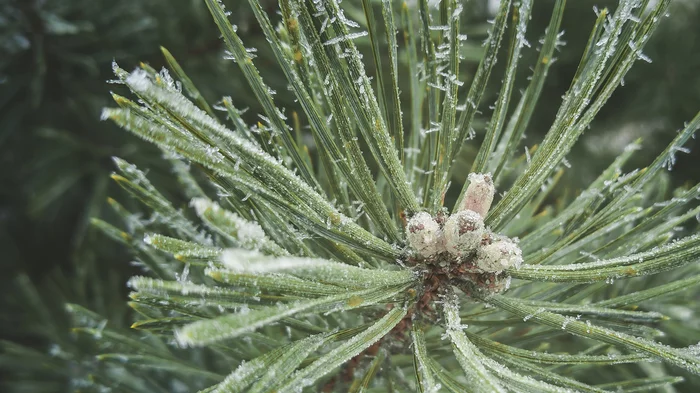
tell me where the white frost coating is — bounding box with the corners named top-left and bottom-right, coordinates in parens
top-left (122, 67), bottom-right (396, 258)
top-left (444, 210), bottom-right (485, 257)
top-left (322, 31), bottom-right (369, 46)
top-left (476, 239), bottom-right (523, 273)
top-left (519, 234), bottom-right (699, 272)
top-left (221, 251), bottom-right (415, 288)
top-left (191, 198), bottom-right (266, 249)
top-left (406, 212), bottom-right (443, 257)
top-left (176, 284), bottom-right (409, 348)
top-left (276, 306), bottom-right (407, 393)
top-left (246, 334), bottom-right (327, 393)
top-left (190, 197), bottom-right (214, 216)
top-left (221, 249), bottom-right (325, 273)
top-left (460, 173), bottom-right (495, 217)
top-left (212, 356), bottom-right (267, 393)
top-left (686, 342), bottom-right (700, 357)
top-left (190, 198), bottom-right (287, 256)
top-left (442, 293), bottom-right (507, 392)
top-left (128, 276), bottom-right (244, 301)
top-left (479, 353), bottom-right (577, 393)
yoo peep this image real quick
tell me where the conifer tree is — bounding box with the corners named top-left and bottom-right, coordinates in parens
top-left (2, 0), bottom-right (700, 392)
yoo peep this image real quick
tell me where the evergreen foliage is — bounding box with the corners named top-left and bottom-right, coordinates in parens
top-left (2, 0), bottom-right (700, 392)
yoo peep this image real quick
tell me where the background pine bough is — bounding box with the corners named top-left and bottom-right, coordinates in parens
top-left (4, 0), bottom-right (700, 391)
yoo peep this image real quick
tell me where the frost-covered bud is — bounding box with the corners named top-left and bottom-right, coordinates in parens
top-left (444, 210), bottom-right (485, 257)
top-left (460, 173), bottom-right (495, 218)
top-left (475, 238), bottom-right (523, 273)
top-left (406, 212), bottom-right (442, 257)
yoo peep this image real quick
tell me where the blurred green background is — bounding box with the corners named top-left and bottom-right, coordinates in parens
top-left (0, 0), bottom-right (698, 389)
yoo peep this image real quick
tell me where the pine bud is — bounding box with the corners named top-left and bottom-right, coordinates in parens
top-left (444, 210), bottom-right (485, 257)
top-left (475, 238), bottom-right (523, 273)
top-left (461, 173), bottom-right (495, 218)
top-left (406, 212), bottom-right (442, 258)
